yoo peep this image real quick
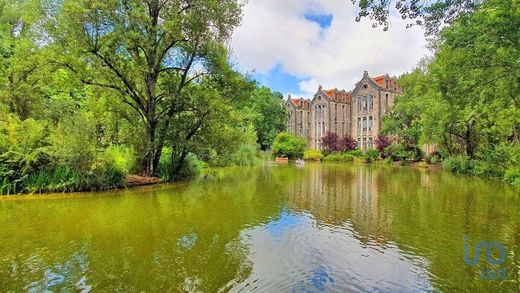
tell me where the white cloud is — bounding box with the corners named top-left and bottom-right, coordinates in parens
top-left (230, 0), bottom-right (429, 97)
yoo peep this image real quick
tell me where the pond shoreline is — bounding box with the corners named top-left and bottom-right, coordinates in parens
top-left (0, 161), bottom-right (512, 198)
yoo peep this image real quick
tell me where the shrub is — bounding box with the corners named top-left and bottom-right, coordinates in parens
top-left (157, 148), bottom-right (206, 181)
top-left (177, 153), bottom-right (206, 178)
top-left (303, 149), bottom-right (324, 161)
top-left (104, 145), bottom-right (137, 174)
top-left (346, 149), bottom-right (364, 157)
top-left (384, 143), bottom-right (409, 161)
top-left (323, 152), bottom-right (354, 162)
top-left (321, 132), bottom-right (357, 153)
top-left (48, 114), bottom-right (97, 172)
top-left (504, 167), bottom-right (520, 185)
top-left (321, 132), bottom-right (339, 152)
top-left (272, 132), bottom-right (307, 159)
top-left (233, 144), bottom-right (261, 166)
top-left (363, 149), bottom-right (380, 162)
top-left (337, 136), bottom-right (357, 152)
top-left (18, 162), bottom-right (125, 194)
top-left (426, 151), bottom-right (441, 164)
top-left (442, 156), bottom-right (474, 174)
top-left (375, 135), bottom-right (392, 155)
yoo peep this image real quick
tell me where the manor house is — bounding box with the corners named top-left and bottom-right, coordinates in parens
top-left (286, 71), bottom-right (402, 150)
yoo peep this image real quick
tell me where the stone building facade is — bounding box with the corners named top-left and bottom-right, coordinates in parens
top-left (286, 71), bottom-right (402, 150)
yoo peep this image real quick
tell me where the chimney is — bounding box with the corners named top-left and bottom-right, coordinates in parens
top-left (318, 84), bottom-right (322, 91)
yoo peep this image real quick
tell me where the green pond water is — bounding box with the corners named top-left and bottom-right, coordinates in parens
top-left (0, 163), bottom-right (519, 292)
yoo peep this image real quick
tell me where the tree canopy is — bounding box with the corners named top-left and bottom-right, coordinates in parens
top-left (0, 0), bottom-right (287, 194)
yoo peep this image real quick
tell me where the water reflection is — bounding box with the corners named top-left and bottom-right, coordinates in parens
top-left (0, 163), bottom-right (519, 292)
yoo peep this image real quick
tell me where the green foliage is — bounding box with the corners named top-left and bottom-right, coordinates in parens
top-left (504, 167), bottom-right (520, 186)
top-left (442, 156), bottom-right (474, 174)
top-left (232, 144), bottom-right (261, 166)
top-left (247, 87), bottom-right (287, 150)
top-left (104, 145), bottom-right (137, 174)
top-left (177, 154), bottom-right (206, 179)
top-left (48, 113), bottom-right (97, 172)
top-left (384, 143), bottom-right (408, 161)
top-left (303, 149), bottom-right (324, 161)
top-left (346, 149), bottom-right (364, 157)
top-left (381, 0), bottom-right (519, 184)
top-left (363, 149), bottom-right (380, 163)
top-left (157, 147), bottom-right (206, 181)
top-left (0, 113), bottom-right (128, 194)
top-left (272, 132), bottom-right (307, 159)
top-left (441, 143), bottom-right (520, 182)
top-left (323, 152), bottom-right (354, 162)
top-left (24, 163), bottom-right (125, 194)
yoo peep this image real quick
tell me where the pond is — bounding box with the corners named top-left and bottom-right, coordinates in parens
top-left (0, 163), bottom-right (519, 292)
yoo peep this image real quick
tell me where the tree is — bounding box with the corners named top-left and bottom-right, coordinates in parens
top-left (272, 132), bottom-right (307, 159)
top-left (384, 0), bottom-right (519, 178)
top-left (337, 136), bottom-right (357, 152)
top-left (351, 0), bottom-right (480, 36)
top-left (47, 0), bottom-right (243, 176)
top-left (321, 131), bottom-right (339, 152)
top-left (322, 132), bottom-right (357, 152)
top-left (249, 87), bottom-right (287, 150)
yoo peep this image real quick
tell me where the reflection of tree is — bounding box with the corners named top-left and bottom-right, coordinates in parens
top-left (0, 167), bottom-right (286, 291)
top-left (374, 168), bottom-right (520, 292)
top-left (1, 165), bottom-right (519, 291)
top-left (283, 163), bottom-right (520, 292)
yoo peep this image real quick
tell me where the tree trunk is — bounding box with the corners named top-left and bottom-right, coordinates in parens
top-left (465, 128), bottom-right (474, 158)
top-left (145, 120), bottom-right (157, 177)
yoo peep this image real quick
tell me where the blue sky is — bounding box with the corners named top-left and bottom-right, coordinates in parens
top-left (253, 64), bottom-right (306, 96)
top-left (231, 0), bottom-right (428, 98)
top-left (304, 13), bottom-right (333, 29)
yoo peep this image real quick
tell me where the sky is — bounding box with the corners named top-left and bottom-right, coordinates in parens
top-left (230, 0), bottom-right (429, 98)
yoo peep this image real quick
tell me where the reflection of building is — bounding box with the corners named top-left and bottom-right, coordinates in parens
top-left (284, 164), bottom-right (394, 239)
top-left (285, 71), bottom-right (402, 149)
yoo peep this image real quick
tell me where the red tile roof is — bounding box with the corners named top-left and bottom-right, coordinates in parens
top-left (291, 98), bottom-right (310, 109)
top-left (372, 75), bottom-right (385, 86)
top-left (324, 89), bottom-right (351, 103)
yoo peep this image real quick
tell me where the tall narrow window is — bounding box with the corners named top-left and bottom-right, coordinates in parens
top-left (357, 117), bottom-right (361, 132)
top-left (369, 116), bottom-right (373, 131)
top-left (363, 117), bottom-right (367, 131)
top-left (369, 95), bottom-right (373, 110)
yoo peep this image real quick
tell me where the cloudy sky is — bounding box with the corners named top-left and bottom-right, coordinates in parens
top-left (230, 0), bottom-right (429, 98)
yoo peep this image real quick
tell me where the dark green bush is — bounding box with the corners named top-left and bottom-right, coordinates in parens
top-left (363, 149), bottom-right (380, 162)
top-left (232, 144), bottom-right (261, 166)
top-left (442, 156), bottom-right (473, 174)
top-left (504, 167), bottom-right (520, 185)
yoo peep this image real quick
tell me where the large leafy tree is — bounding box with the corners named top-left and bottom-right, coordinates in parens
top-left (45, 0), bottom-right (243, 176)
top-left (351, 0), bottom-right (480, 36)
top-left (249, 87), bottom-right (287, 150)
top-left (387, 0), bottom-right (520, 160)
